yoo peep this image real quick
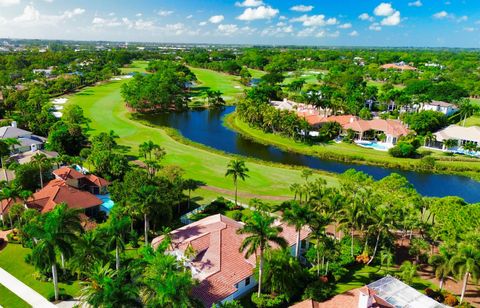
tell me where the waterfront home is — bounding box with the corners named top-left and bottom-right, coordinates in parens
top-left (151, 214), bottom-right (310, 307)
top-left (380, 62), bottom-right (417, 71)
top-left (433, 125), bottom-right (480, 149)
top-left (291, 276), bottom-right (446, 308)
top-left (0, 122), bottom-right (46, 153)
top-left (53, 166), bottom-right (109, 195)
top-left (421, 101), bottom-right (458, 116)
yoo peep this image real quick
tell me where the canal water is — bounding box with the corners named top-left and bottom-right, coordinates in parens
top-left (151, 106), bottom-right (480, 203)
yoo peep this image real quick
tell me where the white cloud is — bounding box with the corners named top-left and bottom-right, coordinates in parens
top-left (136, 13), bottom-right (142, 17)
top-left (316, 30), bottom-right (339, 38)
top-left (464, 27), bottom-right (475, 32)
top-left (218, 24), bottom-right (238, 35)
top-left (157, 10), bottom-right (173, 17)
top-left (13, 5), bottom-right (85, 25)
top-left (359, 13), bottom-right (374, 22)
top-left (457, 15), bottom-right (468, 22)
top-left (338, 23), bottom-right (352, 29)
top-left (381, 11), bottom-right (400, 26)
top-left (209, 15), bottom-right (224, 24)
top-left (235, 0), bottom-right (263, 7)
top-left (297, 27), bottom-right (316, 37)
top-left (290, 5), bottom-right (314, 12)
top-left (291, 14), bottom-right (338, 27)
top-left (369, 22), bottom-right (382, 31)
top-left (408, 1), bottom-right (422, 7)
top-left (433, 11), bottom-right (449, 19)
top-left (349, 30), bottom-right (359, 36)
top-left (237, 6), bottom-right (279, 21)
top-left (186, 14), bottom-right (193, 19)
top-left (199, 21), bottom-right (207, 26)
top-left (92, 17), bottom-right (122, 28)
top-left (0, 0), bottom-right (20, 7)
top-left (374, 3), bottom-right (395, 17)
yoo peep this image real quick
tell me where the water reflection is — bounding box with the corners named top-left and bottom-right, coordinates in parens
top-left (151, 106), bottom-right (480, 203)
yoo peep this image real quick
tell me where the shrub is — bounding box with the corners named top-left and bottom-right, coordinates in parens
top-left (389, 141), bottom-right (417, 158)
top-left (47, 290), bottom-right (73, 302)
top-left (227, 210), bottom-right (243, 221)
top-left (443, 294), bottom-right (458, 306)
top-left (302, 279), bottom-right (336, 302)
top-left (419, 156), bottom-right (436, 170)
top-left (251, 293), bottom-right (288, 308)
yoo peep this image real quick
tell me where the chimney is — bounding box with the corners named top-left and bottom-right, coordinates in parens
top-left (11, 121), bottom-right (17, 128)
top-left (350, 117), bottom-right (355, 123)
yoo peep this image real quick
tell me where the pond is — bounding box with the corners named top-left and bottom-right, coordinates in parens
top-left (150, 106), bottom-right (480, 203)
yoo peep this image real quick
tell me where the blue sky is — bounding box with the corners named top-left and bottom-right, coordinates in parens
top-left (0, 0), bottom-right (479, 47)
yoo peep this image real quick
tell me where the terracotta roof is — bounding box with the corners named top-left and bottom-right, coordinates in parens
top-left (291, 287), bottom-right (391, 308)
top-left (301, 114), bottom-right (357, 126)
top-left (152, 214), bottom-right (310, 307)
top-left (0, 198), bottom-right (22, 216)
top-left (27, 179), bottom-right (103, 213)
top-left (380, 63), bottom-right (417, 71)
top-left (343, 119), bottom-right (409, 138)
top-left (85, 174), bottom-right (110, 187)
top-left (53, 166), bottom-right (85, 180)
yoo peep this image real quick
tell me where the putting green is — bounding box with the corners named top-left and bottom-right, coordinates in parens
top-left (66, 70), bottom-right (338, 200)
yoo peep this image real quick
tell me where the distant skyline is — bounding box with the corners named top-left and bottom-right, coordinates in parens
top-left (0, 0), bottom-right (479, 48)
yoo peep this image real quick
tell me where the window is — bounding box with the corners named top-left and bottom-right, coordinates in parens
top-left (301, 239), bottom-right (307, 249)
top-left (245, 277), bottom-right (251, 286)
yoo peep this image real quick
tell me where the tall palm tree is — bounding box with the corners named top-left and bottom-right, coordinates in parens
top-left (182, 179), bottom-right (199, 210)
top-left (458, 100), bottom-right (480, 127)
top-left (450, 244), bottom-right (480, 303)
top-left (367, 208), bottom-right (394, 265)
top-left (106, 214), bottom-right (130, 271)
top-left (338, 199), bottom-right (364, 257)
top-left (141, 248), bottom-right (196, 307)
top-left (81, 263), bottom-right (141, 307)
top-left (70, 231), bottom-right (108, 279)
top-left (423, 132), bottom-right (436, 147)
top-left (27, 204), bottom-right (82, 301)
top-left (132, 185), bottom-right (159, 246)
top-left (428, 248), bottom-right (453, 291)
top-left (225, 159), bottom-right (249, 208)
top-left (31, 153), bottom-right (51, 188)
top-left (280, 201), bottom-right (310, 259)
top-left (237, 211), bottom-right (287, 296)
top-left (399, 260), bottom-right (418, 285)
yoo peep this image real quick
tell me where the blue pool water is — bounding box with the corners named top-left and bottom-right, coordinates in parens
top-left (96, 194), bottom-right (115, 213)
top-left (357, 141), bottom-right (390, 151)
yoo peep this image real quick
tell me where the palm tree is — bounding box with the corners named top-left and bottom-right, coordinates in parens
top-left (70, 231), bottom-right (108, 279)
top-left (182, 179), bottom-right (199, 210)
top-left (399, 260), bottom-right (418, 285)
top-left (106, 214), bottom-right (130, 271)
top-left (367, 208), bottom-right (394, 265)
top-left (225, 159), bottom-right (249, 208)
top-left (281, 201), bottom-right (310, 259)
top-left (423, 132), bottom-right (436, 147)
top-left (132, 185), bottom-right (159, 246)
top-left (81, 263), bottom-right (141, 307)
top-left (428, 248), bottom-right (452, 291)
top-left (458, 100), bottom-right (480, 127)
top-left (237, 211), bottom-right (287, 296)
top-left (443, 139), bottom-right (458, 150)
top-left (3, 137), bottom-right (20, 154)
top-left (380, 249), bottom-right (394, 275)
top-left (141, 248), bottom-right (196, 307)
top-left (31, 153), bottom-right (51, 188)
top-left (450, 244), bottom-right (480, 303)
top-left (27, 204), bottom-right (82, 301)
top-left (338, 199), bottom-right (364, 257)
top-left (139, 140), bottom-right (161, 160)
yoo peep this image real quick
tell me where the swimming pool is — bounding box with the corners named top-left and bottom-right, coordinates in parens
top-left (96, 194), bottom-right (115, 213)
top-left (356, 141), bottom-right (392, 151)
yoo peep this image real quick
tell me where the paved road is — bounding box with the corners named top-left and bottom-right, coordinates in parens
top-left (0, 267), bottom-right (56, 307)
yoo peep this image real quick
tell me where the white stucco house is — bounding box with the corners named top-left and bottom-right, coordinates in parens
top-left (151, 214), bottom-right (310, 307)
top-left (433, 125), bottom-right (480, 149)
top-left (421, 101), bottom-right (458, 116)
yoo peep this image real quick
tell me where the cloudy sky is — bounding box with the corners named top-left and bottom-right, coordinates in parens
top-left (0, 0), bottom-right (479, 47)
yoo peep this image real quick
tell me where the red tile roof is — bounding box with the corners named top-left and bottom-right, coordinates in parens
top-left (152, 214), bottom-right (310, 307)
top-left (0, 198), bottom-right (22, 216)
top-left (27, 179), bottom-right (103, 213)
top-left (380, 63), bottom-right (417, 71)
top-left (343, 119), bottom-right (410, 138)
top-left (85, 174), bottom-right (110, 187)
top-left (53, 166), bottom-right (85, 180)
top-left (291, 287), bottom-right (392, 308)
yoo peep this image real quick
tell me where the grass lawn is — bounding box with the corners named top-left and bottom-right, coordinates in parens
top-left (228, 113), bottom-right (480, 178)
top-left (470, 97), bottom-right (480, 106)
top-left (0, 283), bottom-right (30, 308)
top-left (65, 68), bottom-right (337, 201)
top-left (120, 60), bottom-right (149, 74)
top-left (461, 115), bottom-right (480, 127)
top-left (0, 244), bottom-right (81, 302)
top-left (249, 68), bottom-right (266, 79)
top-left (189, 67), bottom-right (245, 104)
top-left (367, 80), bottom-right (405, 92)
top-left (284, 70), bottom-right (324, 86)
top-left (335, 265), bottom-right (437, 295)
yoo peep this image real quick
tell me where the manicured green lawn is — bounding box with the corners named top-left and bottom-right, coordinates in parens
top-left (283, 70), bottom-right (324, 86)
top-left (0, 283), bottom-right (30, 308)
top-left (0, 244), bottom-right (81, 301)
top-left (248, 68), bottom-right (266, 79)
top-left (189, 67), bottom-right (245, 103)
top-left (65, 70), bottom-right (337, 201)
top-left (228, 113), bottom-right (480, 178)
top-left (335, 265), bottom-right (436, 295)
top-left (470, 97), bottom-right (480, 106)
top-left (120, 60), bottom-right (149, 74)
top-left (461, 115), bottom-right (480, 127)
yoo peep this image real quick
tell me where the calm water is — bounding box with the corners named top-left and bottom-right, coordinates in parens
top-left (151, 106), bottom-right (480, 203)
